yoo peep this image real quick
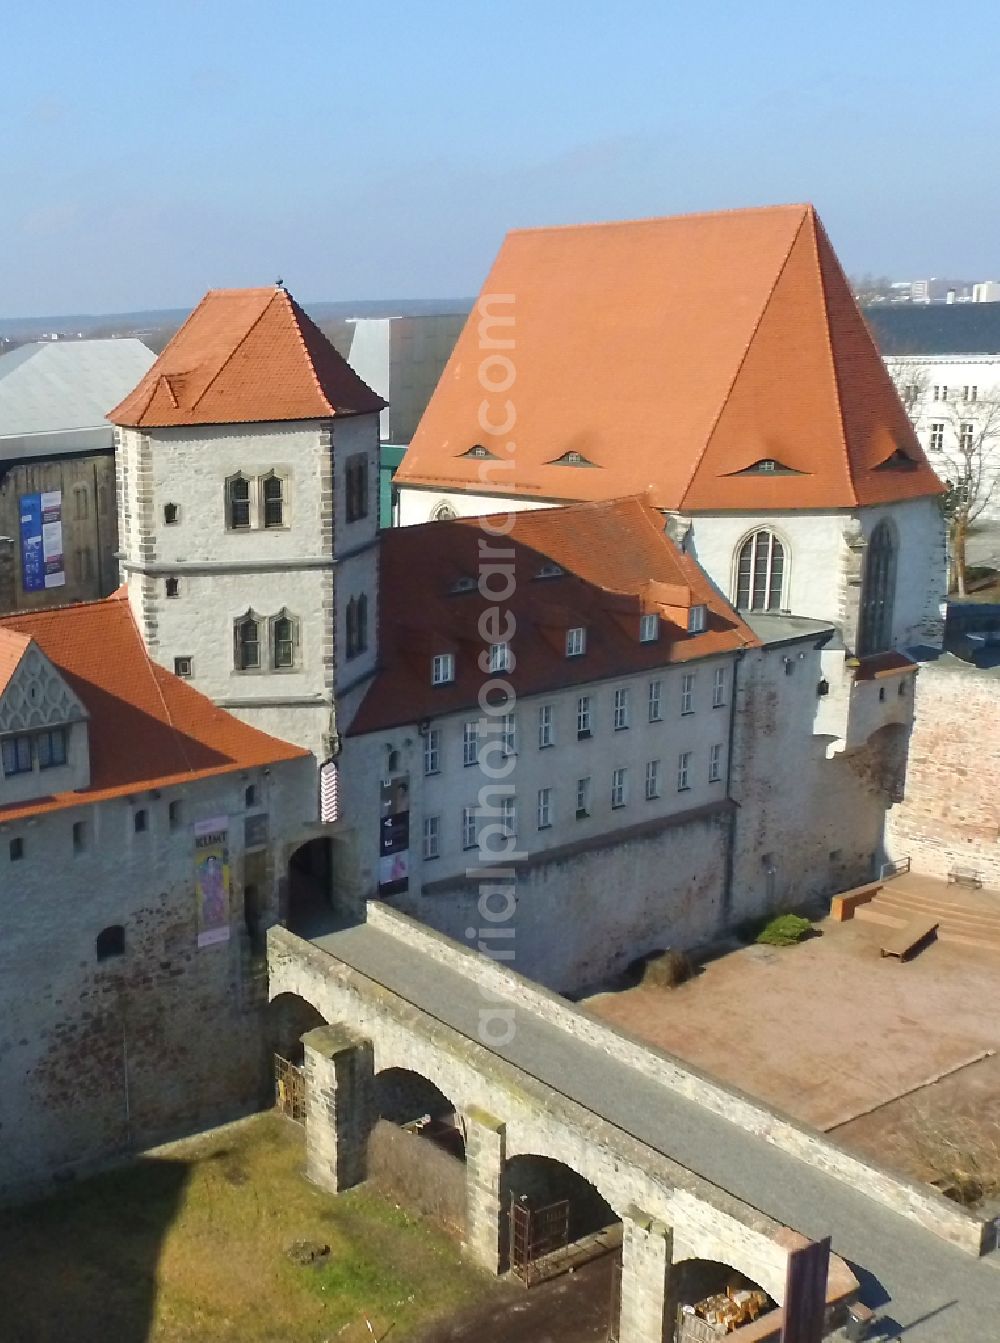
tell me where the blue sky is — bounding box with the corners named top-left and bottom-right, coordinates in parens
top-left (3, 0), bottom-right (998, 317)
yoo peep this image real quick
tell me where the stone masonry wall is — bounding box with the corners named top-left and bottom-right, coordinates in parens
top-left (885, 657), bottom-right (1000, 888)
top-left (0, 755), bottom-right (315, 1199)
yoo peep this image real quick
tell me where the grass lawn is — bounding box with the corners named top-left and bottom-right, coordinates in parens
top-left (0, 1112), bottom-right (504, 1343)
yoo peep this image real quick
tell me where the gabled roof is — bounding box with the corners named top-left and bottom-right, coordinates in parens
top-left (348, 496), bottom-right (758, 736)
top-left (0, 338), bottom-right (154, 447)
top-left (108, 286), bottom-right (386, 428)
top-left (398, 205), bottom-right (943, 511)
top-left (0, 593), bottom-right (308, 822)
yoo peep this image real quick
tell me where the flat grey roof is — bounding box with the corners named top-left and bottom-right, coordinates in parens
top-left (0, 338), bottom-right (154, 445)
top-left (743, 611), bottom-right (838, 648)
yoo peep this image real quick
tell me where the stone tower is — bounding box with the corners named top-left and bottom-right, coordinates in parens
top-left (109, 285), bottom-right (386, 762)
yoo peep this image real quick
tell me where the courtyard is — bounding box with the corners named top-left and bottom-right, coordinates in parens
top-left (0, 1112), bottom-right (511, 1343)
top-left (586, 901), bottom-right (1000, 1209)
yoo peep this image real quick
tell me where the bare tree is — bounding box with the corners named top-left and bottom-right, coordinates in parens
top-left (935, 394), bottom-right (1000, 594)
top-left (850, 273), bottom-right (895, 305)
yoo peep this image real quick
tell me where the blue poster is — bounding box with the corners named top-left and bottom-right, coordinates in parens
top-left (19, 490), bottom-right (65, 593)
top-left (19, 494), bottom-right (43, 592)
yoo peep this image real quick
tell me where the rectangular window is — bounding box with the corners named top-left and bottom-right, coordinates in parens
top-left (645, 759), bottom-right (661, 800)
top-left (537, 787), bottom-right (552, 829)
top-left (929, 422), bottom-right (945, 451)
top-left (9, 837), bottom-right (23, 861)
top-left (423, 728), bottom-right (441, 776)
top-left (463, 720), bottom-right (479, 767)
top-left (133, 809), bottom-right (148, 833)
top-left (648, 680), bottom-right (662, 723)
top-left (713, 666), bottom-right (726, 708)
top-left (501, 711), bottom-right (516, 756)
top-left (2, 734), bottom-right (32, 776)
top-left (709, 742), bottom-right (723, 783)
top-left (565, 626), bottom-right (586, 657)
top-left (36, 728), bottom-right (67, 770)
top-left (174, 656), bottom-right (193, 678)
top-left (346, 454), bottom-right (369, 522)
top-left (965, 385), bottom-right (978, 403)
top-left (687, 604), bottom-right (707, 633)
top-left (501, 795), bottom-right (516, 836)
top-left (462, 806), bottom-right (477, 851)
top-left (423, 815), bottom-right (440, 860)
top-left (431, 653), bottom-right (455, 685)
top-left (959, 422), bottom-right (975, 452)
top-left (538, 703), bottom-right (554, 749)
top-left (933, 385), bottom-right (949, 401)
top-left (169, 800), bottom-right (183, 831)
top-left (576, 776), bottom-right (591, 818)
top-left (576, 695), bottom-right (592, 739)
top-left (72, 820), bottom-right (86, 853)
top-left (611, 767), bottom-right (627, 809)
top-left (681, 672), bottom-right (695, 715)
top-left (639, 613), bottom-right (659, 643)
top-left (613, 687), bottom-right (629, 730)
top-left (677, 751), bottom-right (692, 791)
top-left (489, 641), bottom-right (512, 673)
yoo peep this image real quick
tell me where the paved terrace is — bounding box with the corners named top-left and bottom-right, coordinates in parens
top-left (299, 911), bottom-right (1000, 1342)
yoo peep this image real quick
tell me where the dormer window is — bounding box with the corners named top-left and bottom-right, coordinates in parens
top-left (489, 642), bottom-right (512, 673)
top-left (640, 613), bottom-right (659, 643)
top-left (226, 474), bottom-right (252, 530)
top-left (464, 444), bottom-right (495, 459)
top-left (37, 728), bottom-right (67, 770)
top-left (549, 451), bottom-right (596, 467)
top-left (688, 605), bottom-right (707, 633)
top-left (565, 627), bottom-right (587, 658)
top-left (262, 473), bottom-right (285, 528)
top-left (432, 653), bottom-right (455, 685)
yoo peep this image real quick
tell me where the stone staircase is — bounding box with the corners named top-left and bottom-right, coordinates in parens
top-left (854, 877), bottom-right (1000, 954)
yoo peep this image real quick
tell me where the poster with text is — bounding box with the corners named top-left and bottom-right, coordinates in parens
top-left (377, 774), bottom-right (410, 895)
top-left (19, 490), bottom-right (65, 592)
top-left (194, 816), bottom-right (231, 946)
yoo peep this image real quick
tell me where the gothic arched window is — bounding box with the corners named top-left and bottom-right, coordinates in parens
top-left (734, 529), bottom-right (786, 611)
top-left (234, 611), bottom-right (261, 670)
top-left (261, 473), bottom-right (285, 528)
top-left (858, 520), bottom-right (898, 655)
top-left (226, 474), bottom-right (251, 530)
top-left (271, 610), bottom-right (298, 669)
top-left (345, 594), bottom-right (368, 660)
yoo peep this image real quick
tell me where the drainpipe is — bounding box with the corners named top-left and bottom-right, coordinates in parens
top-left (721, 647), bottom-right (746, 926)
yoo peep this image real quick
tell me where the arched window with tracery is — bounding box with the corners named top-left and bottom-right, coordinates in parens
top-left (734, 530), bottom-right (786, 611)
top-left (234, 611), bottom-right (262, 670)
top-left (857, 520), bottom-right (898, 655)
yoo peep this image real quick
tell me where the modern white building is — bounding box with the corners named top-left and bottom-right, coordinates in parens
top-left (108, 286), bottom-right (386, 762)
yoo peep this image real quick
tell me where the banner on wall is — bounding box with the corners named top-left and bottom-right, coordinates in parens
top-left (378, 774), bottom-right (410, 896)
top-left (194, 816), bottom-right (231, 946)
top-left (19, 490), bottom-right (65, 592)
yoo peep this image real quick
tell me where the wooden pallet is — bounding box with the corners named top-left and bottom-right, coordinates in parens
top-left (879, 918), bottom-right (939, 961)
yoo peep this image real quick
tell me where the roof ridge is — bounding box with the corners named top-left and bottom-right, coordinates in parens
top-left (809, 213), bottom-right (858, 507)
top-left (507, 203), bottom-right (812, 239)
top-left (678, 208), bottom-right (810, 508)
top-left (284, 291), bottom-right (337, 417)
top-left (187, 289), bottom-right (278, 414)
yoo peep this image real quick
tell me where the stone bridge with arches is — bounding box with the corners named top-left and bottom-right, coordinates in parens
top-left (266, 905), bottom-right (992, 1343)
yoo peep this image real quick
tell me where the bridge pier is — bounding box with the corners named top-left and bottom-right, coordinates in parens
top-left (619, 1207), bottom-right (674, 1343)
top-left (464, 1107), bottom-right (507, 1273)
top-left (301, 1024), bottom-right (373, 1193)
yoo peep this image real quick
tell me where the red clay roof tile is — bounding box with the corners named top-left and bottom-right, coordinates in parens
top-left (398, 205), bottom-right (943, 511)
top-left (0, 596), bottom-right (308, 822)
top-left (348, 496), bottom-right (759, 736)
top-left (108, 286), bottom-right (385, 428)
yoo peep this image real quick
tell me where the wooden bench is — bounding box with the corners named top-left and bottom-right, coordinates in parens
top-left (880, 918), bottom-right (939, 961)
top-left (948, 865), bottom-right (983, 889)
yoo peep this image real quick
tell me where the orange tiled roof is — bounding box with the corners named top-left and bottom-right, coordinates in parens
top-left (0, 593), bottom-right (308, 822)
top-left (108, 286), bottom-right (385, 428)
top-left (348, 496), bottom-right (759, 735)
top-left (0, 629), bottom-right (31, 697)
top-left (398, 205), bottom-right (943, 511)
